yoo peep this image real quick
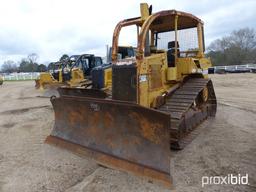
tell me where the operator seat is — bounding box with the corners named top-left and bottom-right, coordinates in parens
top-left (167, 41), bottom-right (180, 67)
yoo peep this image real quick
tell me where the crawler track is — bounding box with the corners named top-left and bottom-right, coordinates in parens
top-left (158, 78), bottom-right (217, 150)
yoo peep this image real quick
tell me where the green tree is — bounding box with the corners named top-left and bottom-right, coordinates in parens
top-left (19, 53), bottom-right (41, 72)
top-left (28, 53), bottom-right (39, 64)
top-left (19, 58), bottom-right (31, 72)
top-left (1, 60), bottom-right (17, 73)
top-left (47, 62), bottom-right (55, 71)
top-left (207, 28), bottom-right (256, 66)
top-left (59, 54), bottom-right (69, 62)
top-left (37, 64), bottom-right (47, 72)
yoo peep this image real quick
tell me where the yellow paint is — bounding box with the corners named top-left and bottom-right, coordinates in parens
top-left (36, 68), bottom-right (86, 89)
top-left (36, 73), bottom-right (57, 90)
top-left (104, 68), bottom-right (112, 89)
top-left (140, 3), bottom-right (149, 21)
top-left (138, 53), bottom-right (172, 107)
top-left (197, 23), bottom-right (204, 58)
top-left (68, 69), bottom-right (84, 86)
top-left (167, 67), bottom-right (177, 81)
top-left (137, 52), bottom-right (212, 108)
top-left (109, 6), bottom-right (213, 109)
top-left (174, 15), bottom-right (178, 65)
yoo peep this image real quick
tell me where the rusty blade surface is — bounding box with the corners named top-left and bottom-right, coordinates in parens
top-left (57, 87), bottom-right (108, 98)
top-left (47, 96), bottom-right (171, 186)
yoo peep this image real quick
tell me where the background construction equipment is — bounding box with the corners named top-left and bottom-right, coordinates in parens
top-left (35, 54), bottom-right (106, 98)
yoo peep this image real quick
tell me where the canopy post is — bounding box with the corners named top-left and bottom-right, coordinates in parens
top-left (197, 23), bottom-right (204, 58)
top-left (174, 15), bottom-right (178, 66)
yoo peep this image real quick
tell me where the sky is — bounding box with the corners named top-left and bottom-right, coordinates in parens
top-left (0, 0), bottom-right (255, 65)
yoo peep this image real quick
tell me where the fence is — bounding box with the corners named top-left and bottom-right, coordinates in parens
top-left (209, 64), bottom-right (256, 74)
top-left (1, 64), bottom-right (256, 80)
top-left (214, 64), bottom-right (256, 70)
top-left (1, 72), bottom-right (40, 81)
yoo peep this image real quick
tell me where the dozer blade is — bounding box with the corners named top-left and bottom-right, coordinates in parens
top-left (57, 87), bottom-right (108, 98)
top-left (46, 95), bottom-right (172, 187)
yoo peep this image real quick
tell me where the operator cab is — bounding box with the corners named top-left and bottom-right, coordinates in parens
top-left (108, 46), bottom-right (136, 63)
top-left (112, 8), bottom-right (205, 64)
top-left (72, 54), bottom-right (103, 77)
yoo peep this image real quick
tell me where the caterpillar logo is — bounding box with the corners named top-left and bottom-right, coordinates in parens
top-left (90, 103), bottom-right (100, 111)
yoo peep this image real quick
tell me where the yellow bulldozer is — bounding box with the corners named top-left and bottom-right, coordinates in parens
top-left (35, 54), bottom-right (104, 90)
top-left (46, 3), bottom-right (217, 187)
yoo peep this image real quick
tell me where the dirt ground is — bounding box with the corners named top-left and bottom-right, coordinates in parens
top-left (0, 73), bottom-right (255, 192)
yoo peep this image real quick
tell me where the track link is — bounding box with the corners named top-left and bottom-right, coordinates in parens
top-left (158, 78), bottom-right (217, 150)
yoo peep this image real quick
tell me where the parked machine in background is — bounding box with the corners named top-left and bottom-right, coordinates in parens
top-left (35, 54), bottom-right (104, 90)
top-left (107, 46), bottom-right (136, 63)
top-left (46, 3), bottom-right (217, 187)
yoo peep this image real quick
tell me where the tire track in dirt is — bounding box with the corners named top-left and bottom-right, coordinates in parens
top-left (218, 101), bottom-right (256, 114)
top-left (0, 105), bottom-right (52, 115)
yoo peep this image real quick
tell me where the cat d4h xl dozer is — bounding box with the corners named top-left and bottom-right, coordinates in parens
top-left (46, 3), bottom-right (217, 187)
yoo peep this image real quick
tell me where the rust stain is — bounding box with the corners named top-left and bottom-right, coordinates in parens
top-left (68, 111), bottom-right (78, 127)
top-left (129, 111), bottom-right (163, 144)
top-left (104, 112), bottom-right (114, 128)
top-left (105, 135), bottom-right (117, 150)
top-left (87, 110), bottom-right (100, 137)
top-left (140, 116), bottom-right (162, 144)
top-left (67, 107), bottom-right (84, 128)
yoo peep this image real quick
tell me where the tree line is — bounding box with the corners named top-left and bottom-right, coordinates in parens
top-left (0, 53), bottom-right (47, 73)
top-left (207, 28), bottom-right (256, 66)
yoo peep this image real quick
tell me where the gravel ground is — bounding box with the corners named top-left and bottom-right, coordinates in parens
top-left (0, 74), bottom-right (255, 192)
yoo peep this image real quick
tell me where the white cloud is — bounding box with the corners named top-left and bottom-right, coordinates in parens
top-left (0, 0), bottom-right (255, 65)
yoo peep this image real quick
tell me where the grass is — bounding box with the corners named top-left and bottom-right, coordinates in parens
top-left (3, 79), bottom-right (36, 82)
